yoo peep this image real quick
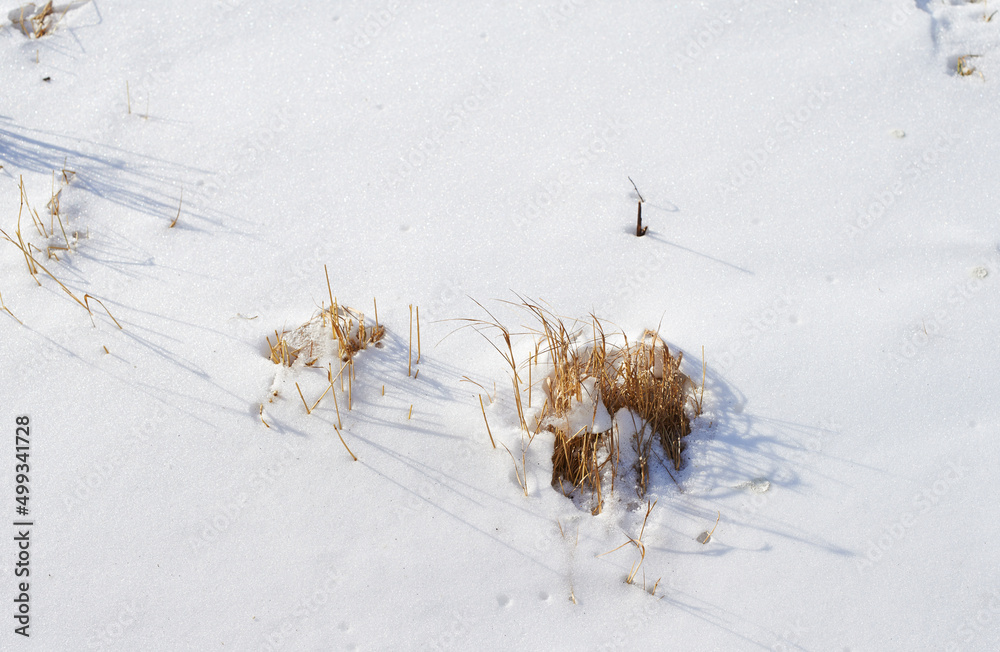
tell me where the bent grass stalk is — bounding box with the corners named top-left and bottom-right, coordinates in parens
top-left (83, 295), bottom-right (123, 329)
top-left (331, 379), bottom-right (342, 429)
top-left (295, 382), bottom-right (311, 414)
top-left (2, 224), bottom-right (113, 323)
top-left (325, 265), bottom-right (336, 340)
top-left (479, 395), bottom-right (496, 448)
top-left (170, 189), bottom-right (182, 228)
top-left (698, 510), bottom-right (721, 544)
top-left (309, 363), bottom-right (339, 412)
top-left (20, 177), bottom-right (45, 239)
top-left (48, 172), bottom-right (69, 248)
top-left (501, 442), bottom-right (528, 497)
top-left (598, 499), bottom-right (656, 584)
top-left (334, 426), bottom-right (357, 461)
top-left (1, 291), bottom-right (22, 325)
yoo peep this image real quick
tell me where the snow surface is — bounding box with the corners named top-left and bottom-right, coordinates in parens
top-left (2, 0), bottom-right (999, 650)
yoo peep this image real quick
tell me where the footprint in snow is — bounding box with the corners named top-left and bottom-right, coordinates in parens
top-left (734, 477), bottom-right (771, 493)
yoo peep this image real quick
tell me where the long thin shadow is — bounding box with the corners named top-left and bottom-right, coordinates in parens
top-left (646, 201), bottom-right (679, 213)
top-left (326, 427), bottom-right (565, 578)
top-left (914, 0), bottom-right (939, 50)
top-left (0, 123), bottom-right (242, 232)
top-left (658, 586), bottom-right (789, 650)
top-left (643, 231), bottom-right (754, 275)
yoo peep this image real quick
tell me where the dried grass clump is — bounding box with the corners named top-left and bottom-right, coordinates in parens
top-left (266, 303), bottom-right (384, 367)
top-left (535, 306), bottom-right (697, 506)
top-left (601, 330), bottom-right (693, 474)
top-left (1, 172), bottom-right (120, 329)
top-left (551, 426), bottom-right (616, 515)
top-left (469, 300), bottom-right (703, 513)
top-left (262, 269), bottom-right (392, 462)
top-left (266, 266), bottom-right (385, 367)
top-left (9, 1), bottom-right (81, 38)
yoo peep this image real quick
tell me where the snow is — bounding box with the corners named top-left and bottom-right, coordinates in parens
top-left (2, 0), bottom-right (999, 649)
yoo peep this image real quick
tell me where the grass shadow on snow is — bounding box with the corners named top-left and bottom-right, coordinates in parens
top-left (665, 363), bottom-right (855, 558)
top-left (0, 120), bottom-right (237, 232)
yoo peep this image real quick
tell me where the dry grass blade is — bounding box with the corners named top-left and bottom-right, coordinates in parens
top-left (5, 225), bottom-right (38, 280)
top-left (13, 5), bottom-right (30, 35)
top-left (500, 442), bottom-right (528, 497)
top-left (324, 265), bottom-right (336, 337)
top-left (33, 2), bottom-right (55, 37)
top-left (528, 350), bottom-right (532, 407)
top-left (170, 189), bottom-right (182, 228)
top-left (307, 364), bottom-right (338, 412)
top-left (83, 295), bottom-right (123, 329)
top-left (463, 299), bottom-right (534, 430)
top-left (266, 279), bottom-right (385, 369)
top-left (462, 375), bottom-right (494, 401)
top-left (263, 277), bottom-right (390, 430)
top-left (331, 375), bottom-right (343, 429)
top-left (47, 173), bottom-right (69, 247)
top-left (598, 499), bottom-right (656, 584)
top-left (697, 510), bottom-right (721, 544)
top-left (511, 375), bottom-right (528, 432)
top-left (334, 426), bottom-right (358, 461)
top-left (3, 226), bottom-right (89, 310)
top-left (295, 382), bottom-right (311, 415)
top-left (19, 176), bottom-right (46, 239)
top-left (479, 394), bottom-right (496, 448)
top-left (0, 291), bottom-right (23, 325)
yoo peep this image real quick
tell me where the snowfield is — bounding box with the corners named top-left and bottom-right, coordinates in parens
top-left (1, 1), bottom-right (999, 650)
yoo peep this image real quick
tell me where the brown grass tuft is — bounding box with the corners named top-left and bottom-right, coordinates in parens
top-left (530, 303), bottom-right (694, 507)
top-left (601, 329), bottom-right (692, 474)
top-left (470, 299), bottom-right (701, 511)
top-left (551, 426), bottom-right (613, 515)
top-left (267, 301), bottom-right (385, 368)
top-left (11, 1), bottom-right (74, 38)
top-left (1, 173), bottom-right (124, 329)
